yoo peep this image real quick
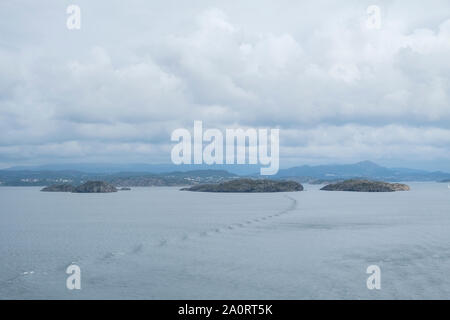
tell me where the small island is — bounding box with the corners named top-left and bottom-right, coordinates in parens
top-left (181, 179), bottom-right (303, 193)
top-left (321, 179), bottom-right (410, 192)
top-left (41, 181), bottom-right (117, 193)
top-left (72, 181), bottom-right (117, 193)
top-left (41, 184), bottom-right (75, 192)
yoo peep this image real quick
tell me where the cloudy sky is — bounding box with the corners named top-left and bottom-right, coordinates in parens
top-left (1, 0), bottom-right (450, 170)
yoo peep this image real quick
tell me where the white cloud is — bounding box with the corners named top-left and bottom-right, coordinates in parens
top-left (0, 1), bottom-right (450, 169)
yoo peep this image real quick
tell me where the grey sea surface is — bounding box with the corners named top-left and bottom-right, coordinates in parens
top-left (0, 183), bottom-right (449, 299)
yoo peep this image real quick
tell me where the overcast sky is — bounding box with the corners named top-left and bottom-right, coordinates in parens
top-left (1, 0), bottom-right (450, 170)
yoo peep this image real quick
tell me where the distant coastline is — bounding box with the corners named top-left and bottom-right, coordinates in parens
top-left (1, 161), bottom-right (449, 187)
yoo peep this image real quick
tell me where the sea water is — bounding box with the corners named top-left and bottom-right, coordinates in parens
top-left (0, 183), bottom-right (449, 299)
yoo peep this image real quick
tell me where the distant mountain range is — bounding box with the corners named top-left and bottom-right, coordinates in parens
top-left (1, 161), bottom-right (449, 186)
top-left (275, 160), bottom-right (450, 182)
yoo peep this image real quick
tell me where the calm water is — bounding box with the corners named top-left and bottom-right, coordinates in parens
top-left (1, 183), bottom-right (449, 299)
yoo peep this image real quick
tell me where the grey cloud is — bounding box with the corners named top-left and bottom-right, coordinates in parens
top-left (1, 1), bottom-right (450, 170)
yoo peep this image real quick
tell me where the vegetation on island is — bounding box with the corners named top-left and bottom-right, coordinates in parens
top-left (41, 181), bottom-right (117, 193)
top-left (41, 184), bottom-right (75, 192)
top-left (181, 179), bottom-right (303, 193)
top-left (320, 179), bottom-right (410, 192)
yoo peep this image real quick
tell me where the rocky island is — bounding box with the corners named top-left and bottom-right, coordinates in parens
top-left (41, 181), bottom-right (117, 193)
top-left (72, 181), bottom-right (117, 193)
top-left (181, 179), bottom-right (303, 193)
top-left (41, 184), bottom-right (75, 192)
top-left (321, 179), bottom-right (410, 192)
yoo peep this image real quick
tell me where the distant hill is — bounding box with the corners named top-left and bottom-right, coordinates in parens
top-left (275, 161), bottom-right (450, 182)
top-left (277, 161), bottom-right (391, 177)
top-left (107, 170), bottom-right (237, 187)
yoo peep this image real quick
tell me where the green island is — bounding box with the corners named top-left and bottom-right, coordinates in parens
top-left (181, 178), bottom-right (303, 193)
top-left (321, 179), bottom-right (410, 192)
top-left (41, 181), bottom-right (117, 193)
